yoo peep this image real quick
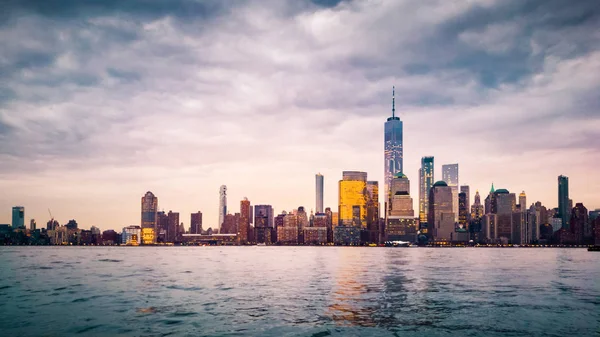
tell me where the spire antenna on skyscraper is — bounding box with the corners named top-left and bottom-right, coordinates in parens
top-left (392, 86), bottom-right (395, 118)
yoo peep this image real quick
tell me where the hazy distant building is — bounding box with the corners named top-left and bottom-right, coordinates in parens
top-left (239, 198), bottom-right (251, 244)
top-left (519, 191), bottom-right (527, 213)
top-left (219, 185), bottom-right (227, 231)
top-left (384, 87), bottom-right (403, 202)
top-left (254, 205), bottom-right (274, 244)
top-left (316, 174), bottom-right (324, 213)
top-left (304, 227), bottom-right (327, 245)
top-left (190, 211), bottom-right (203, 234)
top-left (419, 156), bottom-right (434, 223)
top-left (167, 211), bottom-right (179, 243)
top-left (141, 191), bottom-right (158, 245)
top-left (471, 191), bottom-right (484, 220)
top-left (12, 206), bottom-right (24, 229)
top-left (442, 164), bottom-right (459, 222)
top-left (460, 186), bottom-right (470, 210)
top-left (558, 175), bottom-right (569, 230)
top-left (30, 219), bottom-right (36, 231)
top-left (221, 213), bottom-right (239, 235)
top-left (495, 189), bottom-right (516, 242)
top-left (482, 214), bottom-right (497, 241)
top-left (339, 171), bottom-right (368, 228)
top-left (428, 181), bottom-right (454, 241)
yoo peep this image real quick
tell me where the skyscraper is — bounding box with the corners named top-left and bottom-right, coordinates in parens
top-left (338, 171), bottom-right (368, 227)
top-left (384, 87), bottom-right (403, 202)
top-left (519, 191), bottom-right (527, 212)
top-left (239, 198), bottom-right (251, 244)
top-left (254, 205), bottom-right (274, 244)
top-left (471, 191), bottom-right (484, 220)
top-left (458, 192), bottom-right (468, 229)
top-left (442, 164), bottom-right (459, 221)
top-left (428, 181), bottom-right (454, 241)
top-left (141, 192), bottom-right (158, 244)
top-left (419, 156), bottom-right (434, 223)
top-left (11, 206), bottom-right (24, 229)
top-left (30, 219), bottom-right (36, 231)
top-left (460, 185), bottom-right (470, 211)
top-left (167, 211), bottom-right (179, 243)
top-left (190, 211), bottom-right (203, 234)
top-left (386, 173), bottom-right (417, 242)
top-left (219, 185), bottom-right (227, 231)
top-left (558, 175), bottom-right (569, 229)
top-left (316, 173), bottom-right (324, 213)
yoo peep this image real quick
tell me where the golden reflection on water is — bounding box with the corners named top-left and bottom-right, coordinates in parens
top-left (326, 249), bottom-right (378, 327)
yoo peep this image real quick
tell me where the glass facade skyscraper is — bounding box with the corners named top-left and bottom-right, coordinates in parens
top-left (315, 173), bottom-right (324, 213)
top-left (384, 87), bottom-right (403, 203)
top-left (12, 206), bottom-right (24, 229)
top-left (338, 171), bottom-right (368, 228)
top-left (419, 156), bottom-right (434, 223)
top-left (558, 175), bottom-right (569, 229)
top-left (442, 164), bottom-right (459, 221)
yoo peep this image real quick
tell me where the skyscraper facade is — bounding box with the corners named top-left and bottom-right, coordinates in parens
top-left (558, 175), bottom-right (569, 229)
top-left (428, 181), bottom-right (454, 241)
top-left (442, 164), bottom-right (459, 221)
top-left (167, 211), bottom-right (180, 243)
top-left (239, 198), bottom-right (251, 244)
top-left (316, 173), bottom-right (324, 213)
top-left (190, 211), bottom-right (203, 234)
top-left (11, 206), bottom-right (24, 229)
top-left (219, 185), bottom-right (227, 231)
top-left (140, 192), bottom-right (157, 244)
top-left (338, 171), bottom-right (368, 227)
top-left (460, 186), bottom-right (470, 211)
top-left (386, 173), bottom-right (417, 242)
top-left (384, 87), bottom-right (403, 203)
top-left (419, 156), bottom-right (434, 223)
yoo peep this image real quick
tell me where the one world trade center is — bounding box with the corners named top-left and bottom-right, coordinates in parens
top-left (384, 87), bottom-right (403, 203)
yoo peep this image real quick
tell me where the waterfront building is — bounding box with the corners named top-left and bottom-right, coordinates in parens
top-left (122, 226), bottom-right (141, 245)
top-left (278, 212), bottom-right (299, 244)
top-left (419, 156), bottom-right (434, 223)
top-left (428, 181), bottom-right (455, 241)
top-left (156, 211), bottom-right (168, 242)
top-left (386, 172), bottom-right (417, 242)
top-left (273, 212), bottom-right (286, 243)
top-left (102, 230), bottom-right (119, 245)
top-left (339, 171), bottom-right (368, 228)
top-left (316, 174), bottom-right (324, 213)
top-left (30, 219), bottom-right (36, 231)
top-left (304, 227), bottom-right (328, 245)
top-left (570, 203), bottom-right (589, 244)
top-left (384, 87), bottom-right (403, 203)
top-left (12, 206), bottom-right (24, 229)
top-left (366, 181), bottom-right (380, 243)
top-left (442, 164), bottom-right (459, 222)
top-left (495, 189), bottom-right (516, 242)
top-left (254, 205), bottom-right (274, 244)
top-left (141, 191), bottom-right (158, 245)
top-left (333, 225), bottom-right (361, 245)
top-left (190, 211), bottom-right (203, 234)
top-left (219, 185), bottom-right (227, 231)
top-left (167, 211), bottom-right (179, 243)
top-left (558, 175), bottom-right (569, 229)
top-left (239, 198), bottom-right (251, 244)
top-left (221, 213), bottom-right (239, 235)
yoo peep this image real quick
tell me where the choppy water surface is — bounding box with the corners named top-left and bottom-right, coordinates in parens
top-left (0, 247), bottom-right (598, 336)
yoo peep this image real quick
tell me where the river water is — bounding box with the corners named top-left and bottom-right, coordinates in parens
top-left (0, 247), bottom-right (598, 336)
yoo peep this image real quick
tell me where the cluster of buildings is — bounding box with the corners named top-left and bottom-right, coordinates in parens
top-left (2, 88), bottom-right (599, 246)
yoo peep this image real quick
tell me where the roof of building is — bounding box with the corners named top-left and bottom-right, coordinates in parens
top-left (393, 172), bottom-right (407, 179)
top-left (433, 181), bottom-right (448, 187)
top-left (495, 188), bottom-right (510, 194)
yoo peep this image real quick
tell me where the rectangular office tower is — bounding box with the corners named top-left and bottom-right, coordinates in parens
top-left (558, 175), bottom-right (569, 229)
top-left (316, 173), bottom-right (324, 213)
top-left (12, 206), bottom-right (24, 229)
top-left (339, 171), bottom-right (368, 228)
top-left (419, 156), bottom-right (434, 223)
top-left (442, 164), bottom-right (459, 222)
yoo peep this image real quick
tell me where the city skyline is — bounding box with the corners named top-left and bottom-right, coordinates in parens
top-left (1, 0), bottom-right (600, 231)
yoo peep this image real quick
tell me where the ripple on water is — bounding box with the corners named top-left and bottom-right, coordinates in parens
top-left (73, 324), bottom-right (102, 334)
top-left (72, 295), bottom-right (102, 303)
top-left (98, 259), bottom-right (122, 263)
top-left (166, 285), bottom-right (203, 291)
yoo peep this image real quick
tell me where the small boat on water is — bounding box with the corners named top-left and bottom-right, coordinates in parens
top-left (385, 240), bottom-right (411, 247)
top-left (588, 246), bottom-right (600, 252)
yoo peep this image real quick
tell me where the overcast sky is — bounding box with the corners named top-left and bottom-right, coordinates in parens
top-left (1, 0), bottom-right (599, 231)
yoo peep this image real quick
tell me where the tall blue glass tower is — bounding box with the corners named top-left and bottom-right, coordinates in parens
top-left (384, 87), bottom-right (403, 203)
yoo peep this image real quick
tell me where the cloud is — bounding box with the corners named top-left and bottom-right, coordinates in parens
top-left (0, 0), bottom-right (599, 229)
